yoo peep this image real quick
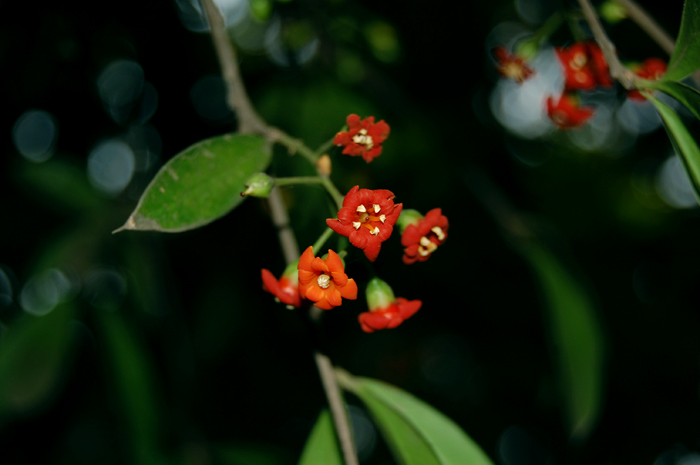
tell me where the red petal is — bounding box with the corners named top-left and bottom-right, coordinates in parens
top-left (401, 225), bottom-right (422, 247)
top-left (342, 186), bottom-right (361, 208)
top-left (347, 114), bottom-right (361, 128)
top-left (363, 241), bottom-right (381, 262)
top-left (338, 278), bottom-right (358, 300)
top-left (396, 298), bottom-right (422, 319)
top-left (261, 269), bottom-right (280, 294)
top-left (327, 218), bottom-right (355, 237)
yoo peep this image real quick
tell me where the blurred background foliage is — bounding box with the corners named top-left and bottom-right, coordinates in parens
top-left (2, 0), bottom-right (700, 463)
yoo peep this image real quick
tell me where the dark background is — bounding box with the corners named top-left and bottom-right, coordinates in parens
top-left (2, 0), bottom-right (699, 464)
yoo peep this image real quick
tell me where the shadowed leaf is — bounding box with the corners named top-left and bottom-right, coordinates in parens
top-left (298, 409), bottom-right (343, 465)
top-left (664, 0), bottom-right (700, 81)
top-left (647, 93), bottom-right (700, 205)
top-left (338, 372), bottom-right (494, 465)
top-left (643, 80), bottom-right (700, 120)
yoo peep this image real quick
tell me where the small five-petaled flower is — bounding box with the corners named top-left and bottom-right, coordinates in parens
top-left (333, 114), bottom-right (390, 163)
top-left (326, 186), bottom-right (403, 262)
top-left (297, 246), bottom-right (358, 310)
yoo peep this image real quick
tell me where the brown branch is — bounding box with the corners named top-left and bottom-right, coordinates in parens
top-left (199, 2), bottom-right (358, 463)
top-left (200, 0), bottom-right (267, 134)
top-left (577, 0), bottom-right (637, 89)
top-left (611, 0), bottom-right (675, 55)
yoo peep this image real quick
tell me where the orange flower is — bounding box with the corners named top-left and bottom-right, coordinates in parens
top-left (297, 246), bottom-right (358, 310)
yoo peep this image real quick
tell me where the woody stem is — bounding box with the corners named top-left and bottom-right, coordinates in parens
top-left (200, 2), bottom-right (358, 464)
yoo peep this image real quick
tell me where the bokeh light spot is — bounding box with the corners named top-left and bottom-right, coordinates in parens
top-left (12, 109), bottom-right (58, 163)
top-left (87, 139), bottom-right (135, 196)
top-left (19, 268), bottom-right (72, 316)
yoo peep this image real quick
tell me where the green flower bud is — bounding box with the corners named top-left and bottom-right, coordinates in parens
top-left (241, 173), bottom-right (274, 198)
top-left (365, 277), bottom-right (396, 312)
top-left (600, 1), bottom-right (627, 24)
top-left (395, 209), bottom-right (424, 234)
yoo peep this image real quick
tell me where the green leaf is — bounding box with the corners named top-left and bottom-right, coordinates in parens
top-left (642, 80), bottom-right (700, 120)
top-left (664, 0), bottom-right (700, 81)
top-left (298, 409), bottom-right (343, 465)
top-left (0, 302), bottom-right (77, 418)
top-left (647, 93), bottom-right (700, 204)
top-left (116, 133), bottom-right (271, 233)
top-left (517, 242), bottom-right (604, 441)
top-left (338, 372), bottom-right (494, 465)
top-left (96, 310), bottom-right (166, 465)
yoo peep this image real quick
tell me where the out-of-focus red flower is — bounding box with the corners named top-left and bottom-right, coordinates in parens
top-left (493, 46), bottom-right (534, 83)
top-left (399, 208), bottom-right (449, 264)
top-left (359, 277), bottom-right (422, 333)
top-left (333, 114), bottom-right (390, 163)
top-left (627, 58), bottom-right (667, 101)
top-left (326, 186), bottom-right (403, 262)
top-left (297, 246), bottom-right (358, 310)
top-left (556, 42), bottom-right (612, 91)
top-left (546, 94), bottom-right (595, 129)
top-left (261, 263), bottom-right (301, 308)
top-left (587, 42), bottom-right (613, 88)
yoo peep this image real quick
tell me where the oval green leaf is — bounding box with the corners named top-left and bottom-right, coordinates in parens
top-left (642, 80), bottom-right (700, 120)
top-left (647, 93), bottom-right (700, 205)
top-left (298, 409), bottom-right (343, 465)
top-left (116, 133), bottom-right (271, 233)
top-left (0, 302), bottom-right (77, 418)
top-left (517, 242), bottom-right (604, 442)
top-left (664, 0), bottom-right (700, 81)
top-left (337, 371), bottom-right (494, 465)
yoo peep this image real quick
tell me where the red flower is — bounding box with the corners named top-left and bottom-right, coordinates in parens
top-left (400, 208), bottom-right (448, 264)
top-left (326, 186), bottom-right (403, 262)
top-left (261, 267), bottom-right (302, 308)
top-left (546, 94), bottom-right (595, 130)
top-left (627, 58), bottom-right (667, 101)
top-left (297, 246), bottom-right (358, 310)
top-left (556, 42), bottom-right (612, 91)
top-left (493, 46), bottom-right (534, 83)
top-left (359, 277), bottom-right (422, 333)
top-left (333, 114), bottom-right (390, 163)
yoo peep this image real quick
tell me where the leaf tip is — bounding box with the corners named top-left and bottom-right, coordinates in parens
top-left (112, 216), bottom-right (137, 234)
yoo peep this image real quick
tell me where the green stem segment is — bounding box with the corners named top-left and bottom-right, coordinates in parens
top-left (274, 132), bottom-right (319, 166)
top-left (315, 137), bottom-right (336, 158)
top-left (312, 227), bottom-right (335, 255)
top-left (274, 176), bottom-right (345, 210)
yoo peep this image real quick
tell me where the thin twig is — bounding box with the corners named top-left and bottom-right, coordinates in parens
top-left (201, 0), bottom-right (267, 134)
top-left (611, 0), bottom-right (675, 55)
top-left (577, 0), bottom-right (637, 89)
top-left (200, 2), bottom-right (358, 463)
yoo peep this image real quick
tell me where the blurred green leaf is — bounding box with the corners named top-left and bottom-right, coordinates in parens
top-left (518, 242), bottom-right (604, 441)
top-left (338, 372), bottom-right (494, 465)
top-left (215, 442), bottom-right (290, 465)
top-left (97, 310), bottom-right (166, 465)
top-left (643, 80), bottom-right (700, 120)
top-left (298, 409), bottom-right (343, 465)
top-left (116, 133), bottom-right (271, 233)
top-left (664, 0), bottom-right (700, 81)
top-left (0, 302), bottom-right (77, 418)
top-left (647, 93), bottom-right (700, 204)
top-left (15, 158), bottom-right (104, 213)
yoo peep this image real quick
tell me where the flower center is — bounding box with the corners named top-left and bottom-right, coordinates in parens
top-left (571, 52), bottom-right (587, 70)
top-left (352, 204), bottom-right (386, 235)
top-left (352, 129), bottom-right (374, 149)
top-left (317, 274), bottom-right (331, 289)
top-left (503, 62), bottom-right (524, 80)
top-left (552, 110), bottom-right (569, 126)
top-left (417, 226), bottom-right (445, 257)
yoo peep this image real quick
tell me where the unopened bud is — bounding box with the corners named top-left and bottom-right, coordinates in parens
top-left (241, 173), bottom-right (274, 198)
top-left (365, 277), bottom-right (396, 312)
top-left (395, 209), bottom-right (424, 234)
top-left (600, 0), bottom-right (627, 23)
top-left (316, 154), bottom-right (332, 176)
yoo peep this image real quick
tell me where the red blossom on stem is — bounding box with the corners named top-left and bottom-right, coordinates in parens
top-left (261, 264), bottom-right (301, 308)
top-left (627, 58), bottom-right (667, 101)
top-left (400, 208), bottom-right (449, 264)
top-left (297, 246), bottom-right (358, 310)
top-left (546, 94), bottom-right (595, 130)
top-left (493, 46), bottom-right (534, 83)
top-left (326, 186), bottom-right (403, 262)
top-left (333, 114), bottom-right (390, 163)
top-left (359, 277), bottom-right (421, 333)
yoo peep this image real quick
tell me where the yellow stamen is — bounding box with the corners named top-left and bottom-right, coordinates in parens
top-left (431, 226), bottom-right (445, 241)
top-left (353, 222), bottom-right (361, 230)
top-left (356, 205), bottom-right (366, 213)
top-left (379, 214), bottom-right (386, 223)
top-left (373, 204), bottom-right (381, 213)
top-left (370, 227), bottom-right (380, 235)
top-left (317, 274), bottom-right (331, 289)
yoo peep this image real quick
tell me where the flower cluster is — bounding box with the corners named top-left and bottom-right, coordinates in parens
top-left (261, 128), bottom-right (449, 332)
